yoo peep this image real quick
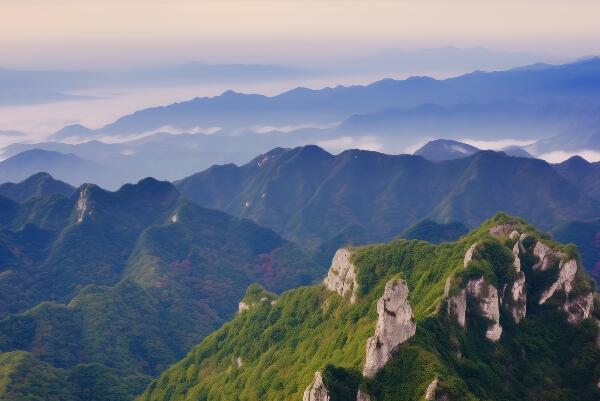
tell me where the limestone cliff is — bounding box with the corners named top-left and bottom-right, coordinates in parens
top-left (323, 248), bottom-right (358, 303)
top-left (466, 277), bottom-right (502, 341)
top-left (363, 279), bottom-right (416, 378)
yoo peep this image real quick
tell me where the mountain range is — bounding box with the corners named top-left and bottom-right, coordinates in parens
top-left (174, 146), bottom-right (600, 274)
top-left (0, 177), bottom-right (322, 399)
top-left (2, 58), bottom-right (600, 188)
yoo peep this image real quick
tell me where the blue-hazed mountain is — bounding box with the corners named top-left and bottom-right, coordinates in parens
top-left (0, 149), bottom-right (102, 186)
top-left (175, 146), bottom-right (600, 267)
top-left (399, 219), bottom-right (469, 243)
top-left (414, 139), bottom-right (480, 161)
top-left (61, 57), bottom-right (600, 139)
top-left (0, 172), bottom-right (75, 202)
top-left (0, 177), bottom-right (322, 400)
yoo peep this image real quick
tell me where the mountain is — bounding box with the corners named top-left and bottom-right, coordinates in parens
top-left (0, 149), bottom-right (102, 187)
top-left (553, 155), bottom-right (600, 201)
top-left (413, 139), bottom-right (480, 161)
top-left (176, 146), bottom-right (600, 266)
top-left (0, 178), bottom-right (322, 399)
top-left (500, 145), bottom-right (533, 158)
top-left (0, 172), bottom-right (75, 202)
top-left (139, 214), bottom-right (600, 401)
top-left (553, 219), bottom-right (600, 282)
top-left (72, 58), bottom-right (600, 139)
top-left (400, 219), bottom-right (469, 243)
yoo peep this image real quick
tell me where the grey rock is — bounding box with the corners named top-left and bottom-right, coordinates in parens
top-left (303, 371), bottom-right (330, 401)
top-left (324, 248), bottom-right (358, 303)
top-left (563, 292), bottom-right (594, 324)
top-left (466, 277), bottom-right (502, 341)
top-left (363, 279), bottom-right (416, 378)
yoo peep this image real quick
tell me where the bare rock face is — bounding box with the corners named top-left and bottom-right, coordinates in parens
top-left (563, 293), bottom-right (594, 324)
top-left (464, 242), bottom-right (479, 268)
top-left (509, 230), bottom-right (521, 241)
top-left (533, 241), bottom-right (565, 272)
top-left (323, 248), bottom-right (358, 303)
top-left (509, 271), bottom-right (527, 323)
top-left (490, 224), bottom-right (516, 237)
top-left (238, 301), bottom-right (249, 313)
top-left (445, 277), bottom-right (466, 328)
top-left (356, 389), bottom-right (371, 401)
top-left (303, 371), bottom-right (330, 401)
top-left (466, 277), bottom-right (502, 341)
top-left (539, 259), bottom-right (578, 304)
top-left (363, 279), bottom-right (416, 378)
top-left (76, 185), bottom-right (92, 223)
top-left (425, 378), bottom-right (439, 400)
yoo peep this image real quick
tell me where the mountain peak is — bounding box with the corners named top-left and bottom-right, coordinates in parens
top-left (414, 139), bottom-right (480, 162)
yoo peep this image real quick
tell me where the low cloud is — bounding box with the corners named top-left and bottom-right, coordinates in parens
top-left (316, 135), bottom-right (383, 154)
top-left (459, 138), bottom-right (537, 150)
top-left (247, 122), bottom-right (340, 134)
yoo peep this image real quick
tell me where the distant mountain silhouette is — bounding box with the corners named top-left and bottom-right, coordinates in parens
top-left (414, 139), bottom-right (480, 161)
top-left (0, 149), bottom-right (101, 186)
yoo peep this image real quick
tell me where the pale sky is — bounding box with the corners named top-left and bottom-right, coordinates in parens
top-left (2, 0), bottom-right (600, 69)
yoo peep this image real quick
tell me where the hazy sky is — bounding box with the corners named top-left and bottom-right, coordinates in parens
top-left (2, 0), bottom-right (600, 69)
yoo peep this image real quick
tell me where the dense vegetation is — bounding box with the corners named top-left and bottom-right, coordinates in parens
top-left (139, 214), bottom-right (600, 401)
top-left (0, 178), bottom-right (322, 400)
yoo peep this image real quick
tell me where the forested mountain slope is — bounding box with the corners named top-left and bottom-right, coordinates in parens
top-left (139, 214), bottom-right (600, 401)
top-left (0, 178), bottom-right (322, 400)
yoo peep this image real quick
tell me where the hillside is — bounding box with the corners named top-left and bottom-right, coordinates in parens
top-left (139, 214), bottom-right (600, 401)
top-left (0, 178), bottom-right (322, 399)
top-left (176, 146), bottom-right (600, 267)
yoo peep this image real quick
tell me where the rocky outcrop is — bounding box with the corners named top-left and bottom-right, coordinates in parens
top-left (425, 378), bottom-right (439, 400)
top-left (509, 230), bottom-right (520, 241)
top-left (533, 241), bottom-right (564, 272)
top-left (238, 301), bottom-right (250, 313)
top-left (563, 293), bottom-right (594, 324)
top-left (324, 248), bottom-right (358, 303)
top-left (303, 371), bottom-right (330, 401)
top-left (508, 272), bottom-right (527, 323)
top-left (466, 277), bottom-right (502, 341)
top-left (463, 242), bottom-right (479, 268)
top-left (539, 259), bottom-right (578, 304)
top-left (356, 389), bottom-right (371, 401)
top-left (444, 277), bottom-right (466, 328)
top-left (363, 279), bottom-right (416, 378)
